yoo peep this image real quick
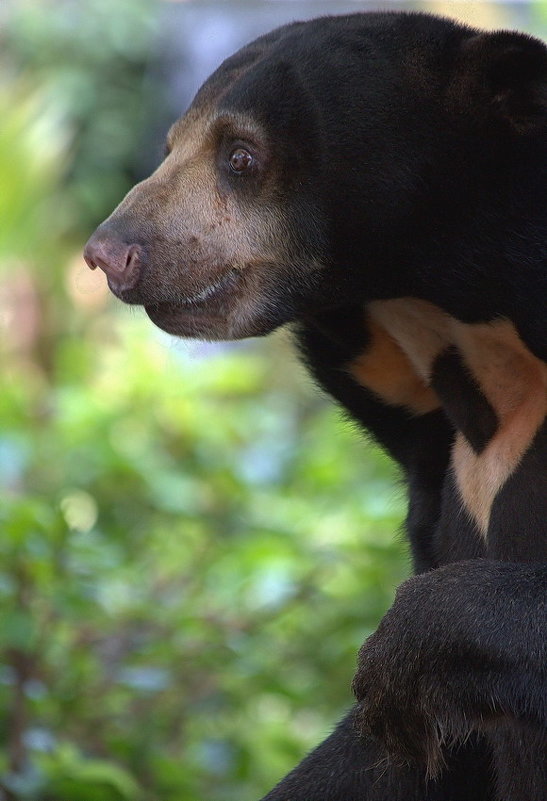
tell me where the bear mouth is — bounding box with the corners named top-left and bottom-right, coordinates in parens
top-left (143, 268), bottom-right (241, 338)
top-left (172, 269), bottom-right (239, 307)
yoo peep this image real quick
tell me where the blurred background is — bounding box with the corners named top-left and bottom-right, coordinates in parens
top-left (0, 1), bottom-right (545, 799)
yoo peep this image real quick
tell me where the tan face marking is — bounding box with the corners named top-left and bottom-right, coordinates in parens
top-left (103, 106), bottom-right (290, 331)
top-left (349, 298), bottom-right (547, 536)
top-left (93, 94), bottom-right (325, 341)
top-left (111, 108), bottom-right (232, 262)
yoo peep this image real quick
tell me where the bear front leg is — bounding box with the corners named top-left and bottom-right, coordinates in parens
top-left (352, 561), bottom-right (547, 782)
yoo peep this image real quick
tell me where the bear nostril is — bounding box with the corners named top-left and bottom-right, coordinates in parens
top-left (125, 246), bottom-right (138, 271)
top-left (84, 253), bottom-right (97, 270)
top-left (124, 245), bottom-right (142, 280)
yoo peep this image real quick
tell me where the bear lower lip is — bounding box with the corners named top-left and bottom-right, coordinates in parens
top-left (144, 301), bottom-right (225, 339)
top-left (143, 270), bottom-right (240, 337)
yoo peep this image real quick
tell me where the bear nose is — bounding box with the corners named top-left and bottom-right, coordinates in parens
top-left (83, 234), bottom-right (142, 292)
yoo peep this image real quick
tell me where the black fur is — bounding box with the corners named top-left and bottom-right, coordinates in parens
top-left (85, 11), bottom-right (547, 801)
top-left (431, 346), bottom-right (498, 453)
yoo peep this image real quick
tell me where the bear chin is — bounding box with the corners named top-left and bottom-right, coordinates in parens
top-left (144, 298), bottom-right (277, 342)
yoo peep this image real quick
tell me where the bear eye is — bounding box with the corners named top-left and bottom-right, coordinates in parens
top-left (229, 147), bottom-right (254, 174)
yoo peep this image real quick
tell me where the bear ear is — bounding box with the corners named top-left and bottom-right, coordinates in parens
top-left (452, 31), bottom-right (547, 134)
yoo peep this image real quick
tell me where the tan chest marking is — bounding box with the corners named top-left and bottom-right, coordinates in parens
top-left (348, 298), bottom-right (547, 536)
top-left (451, 321), bottom-right (546, 534)
top-left (368, 298), bottom-right (453, 383)
top-left (349, 315), bottom-right (440, 416)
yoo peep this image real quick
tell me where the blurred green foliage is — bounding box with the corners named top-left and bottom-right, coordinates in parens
top-left (1, 310), bottom-right (408, 799)
top-left (4, 0), bottom-right (160, 231)
top-left (8, 0), bottom-right (542, 798)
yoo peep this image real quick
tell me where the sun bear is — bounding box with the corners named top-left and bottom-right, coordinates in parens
top-left (84, 12), bottom-right (547, 801)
